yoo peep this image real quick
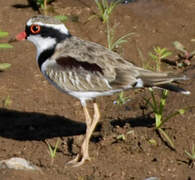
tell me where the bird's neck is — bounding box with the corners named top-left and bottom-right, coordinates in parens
top-left (36, 33), bottom-right (72, 70)
top-left (37, 47), bottom-right (55, 70)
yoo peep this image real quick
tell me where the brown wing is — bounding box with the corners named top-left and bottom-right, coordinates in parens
top-left (44, 56), bottom-right (115, 92)
top-left (44, 36), bottom-right (138, 92)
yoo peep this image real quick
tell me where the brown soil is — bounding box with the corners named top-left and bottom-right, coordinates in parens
top-left (0, 0), bottom-right (195, 179)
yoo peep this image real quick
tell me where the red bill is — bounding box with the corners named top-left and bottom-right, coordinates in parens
top-left (16, 31), bottom-right (27, 41)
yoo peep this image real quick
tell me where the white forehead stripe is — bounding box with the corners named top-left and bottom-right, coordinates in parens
top-left (27, 19), bottom-right (69, 35)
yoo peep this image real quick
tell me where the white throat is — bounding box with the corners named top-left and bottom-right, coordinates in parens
top-left (27, 35), bottom-right (56, 60)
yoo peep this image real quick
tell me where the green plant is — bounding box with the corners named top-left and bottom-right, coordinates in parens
top-left (0, 30), bottom-right (12, 71)
top-left (137, 47), bottom-right (154, 71)
top-left (148, 138), bottom-right (158, 146)
top-left (116, 134), bottom-right (126, 141)
top-left (55, 15), bottom-right (68, 22)
top-left (149, 46), bottom-right (172, 72)
top-left (0, 63), bottom-right (11, 71)
top-left (0, 31), bottom-right (13, 49)
top-left (91, 0), bottom-right (121, 23)
top-left (145, 88), bottom-right (188, 149)
top-left (36, 0), bottom-right (53, 10)
top-left (115, 130), bottom-right (134, 142)
top-left (114, 91), bottom-right (130, 105)
top-left (2, 96), bottom-right (12, 108)
top-left (46, 138), bottom-right (60, 164)
top-left (173, 41), bottom-right (195, 67)
top-left (107, 23), bottom-right (134, 51)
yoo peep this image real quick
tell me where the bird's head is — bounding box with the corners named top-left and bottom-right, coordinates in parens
top-left (16, 15), bottom-right (71, 58)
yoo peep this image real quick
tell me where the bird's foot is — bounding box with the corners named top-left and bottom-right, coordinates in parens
top-left (66, 153), bottom-right (91, 167)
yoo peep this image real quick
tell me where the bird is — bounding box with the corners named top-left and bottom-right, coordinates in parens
top-left (16, 15), bottom-right (190, 167)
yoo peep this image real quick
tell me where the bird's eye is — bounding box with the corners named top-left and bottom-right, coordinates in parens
top-left (30, 25), bottom-right (41, 34)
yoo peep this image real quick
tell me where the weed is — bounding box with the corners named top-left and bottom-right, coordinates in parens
top-left (36, 0), bottom-right (53, 10)
top-left (91, 0), bottom-right (121, 23)
top-left (46, 138), bottom-right (60, 165)
top-left (145, 88), bottom-right (188, 149)
top-left (149, 46), bottom-right (172, 72)
top-left (0, 63), bottom-right (11, 72)
top-left (148, 138), bottom-right (158, 146)
top-left (116, 134), bottom-right (126, 141)
top-left (185, 143), bottom-right (195, 168)
top-left (173, 41), bottom-right (195, 67)
top-left (114, 91), bottom-right (130, 105)
top-left (55, 15), bottom-right (68, 22)
top-left (106, 22), bottom-right (134, 51)
top-left (2, 96), bottom-right (12, 108)
top-left (137, 47), bottom-right (154, 71)
top-left (115, 130), bottom-right (134, 142)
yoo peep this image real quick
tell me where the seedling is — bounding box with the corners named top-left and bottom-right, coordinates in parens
top-left (148, 138), bottom-right (158, 146)
top-left (173, 41), bottom-right (195, 67)
top-left (36, 0), bottom-right (53, 10)
top-left (91, 0), bottom-right (121, 23)
top-left (115, 130), bottom-right (134, 142)
top-left (2, 96), bottom-right (12, 108)
top-left (46, 138), bottom-right (60, 165)
top-left (185, 143), bottom-right (195, 168)
top-left (116, 134), bottom-right (126, 141)
top-left (137, 47), bottom-right (154, 71)
top-left (114, 91), bottom-right (130, 105)
top-left (149, 46), bottom-right (172, 72)
top-left (145, 88), bottom-right (187, 149)
top-left (107, 23), bottom-right (134, 51)
top-left (0, 63), bottom-right (11, 72)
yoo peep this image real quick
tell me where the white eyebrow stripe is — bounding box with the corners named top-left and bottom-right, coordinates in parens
top-left (27, 20), bottom-right (69, 35)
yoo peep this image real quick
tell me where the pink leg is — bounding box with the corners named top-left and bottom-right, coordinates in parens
top-left (67, 101), bottom-right (100, 167)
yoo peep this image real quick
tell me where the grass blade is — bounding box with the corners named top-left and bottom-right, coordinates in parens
top-left (0, 31), bottom-right (9, 38)
top-left (0, 63), bottom-right (11, 71)
top-left (0, 43), bottom-right (13, 48)
top-left (158, 128), bottom-right (175, 149)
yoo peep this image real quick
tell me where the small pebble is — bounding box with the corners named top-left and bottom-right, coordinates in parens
top-left (144, 177), bottom-right (160, 180)
top-left (0, 157), bottom-right (40, 170)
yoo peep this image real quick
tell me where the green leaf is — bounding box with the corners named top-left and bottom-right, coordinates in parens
top-left (178, 108), bottom-right (185, 115)
top-left (155, 113), bottom-right (162, 128)
top-left (149, 52), bottom-right (157, 61)
top-left (160, 51), bottom-right (172, 59)
top-left (0, 31), bottom-right (9, 38)
top-left (148, 138), bottom-right (158, 146)
top-left (0, 63), bottom-right (11, 71)
top-left (0, 43), bottom-right (13, 48)
top-left (116, 134), bottom-right (126, 141)
top-left (2, 95), bottom-right (12, 108)
top-left (158, 128), bottom-right (175, 149)
top-left (173, 41), bottom-right (187, 53)
top-left (55, 15), bottom-right (68, 22)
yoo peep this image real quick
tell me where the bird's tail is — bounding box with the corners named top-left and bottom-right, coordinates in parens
top-left (136, 69), bottom-right (190, 95)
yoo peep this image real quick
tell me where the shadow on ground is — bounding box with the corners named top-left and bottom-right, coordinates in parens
top-left (0, 108), bottom-right (155, 142)
top-left (0, 108), bottom-right (86, 141)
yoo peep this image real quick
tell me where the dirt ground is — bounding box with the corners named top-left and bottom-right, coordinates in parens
top-left (0, 0), bottom-right (195, 179)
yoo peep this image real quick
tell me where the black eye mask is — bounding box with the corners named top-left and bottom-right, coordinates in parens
top-left (25, 25), bottom-right (72, 43)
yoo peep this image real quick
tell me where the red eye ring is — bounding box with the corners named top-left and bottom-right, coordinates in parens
top-left (30, 24), bottom-right (41, 34)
